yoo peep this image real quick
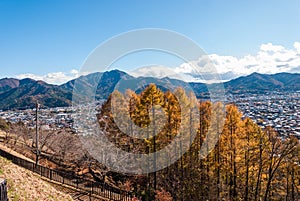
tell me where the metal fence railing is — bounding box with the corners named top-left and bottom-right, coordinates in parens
top-left (0, 149), bottom-right (132, 201)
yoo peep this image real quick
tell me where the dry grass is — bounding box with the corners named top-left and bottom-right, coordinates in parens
top-left (0, 156), bottom-right (74, 201)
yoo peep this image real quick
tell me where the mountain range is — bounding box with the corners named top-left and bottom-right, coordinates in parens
top-left (0, 70), bottom-right (299, 110)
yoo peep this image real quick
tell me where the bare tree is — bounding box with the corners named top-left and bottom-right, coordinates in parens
top-left (263, 127), bottom-right (298, 201)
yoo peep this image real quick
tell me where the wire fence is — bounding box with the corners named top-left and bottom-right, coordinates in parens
top-left (0, 149), bottom-right (132, 201)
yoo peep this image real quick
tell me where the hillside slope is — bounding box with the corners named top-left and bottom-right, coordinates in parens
top-left (0, 78), bottom-right (72, 110)
top-left (0, 78), bottom-right (19, 94)
top-left (0, 156), bottom-right (74, 201)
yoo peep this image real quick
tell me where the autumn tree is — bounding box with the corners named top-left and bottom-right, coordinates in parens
top-left (96, 85), bottom-right (300, 201)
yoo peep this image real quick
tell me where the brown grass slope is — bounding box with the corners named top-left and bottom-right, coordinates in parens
top-left (0, 156), bottom-right (74, 201)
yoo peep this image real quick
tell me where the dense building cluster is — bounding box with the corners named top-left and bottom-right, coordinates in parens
top-left (0, 91), bottom-right (299, 138)
top-left (0, 107), bottom-right (74, 130)
top-left (228, 91), bottom-right (300, 138)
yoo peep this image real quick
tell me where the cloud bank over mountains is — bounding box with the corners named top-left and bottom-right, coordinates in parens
top-left (15, 42), bottom-right (300, 84)
top-left (16, 69), bottom-right (80, 85)
top-left (174, 41), bottom-right (300, 82)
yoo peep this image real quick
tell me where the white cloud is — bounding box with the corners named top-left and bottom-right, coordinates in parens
top-left (14, 42), bottom-right (300, 84)
top-left (129, 65), bottom-right (182, 80)
top-left (128, 65), bottom-right (206, 83)
top-left (172, 42), bottom-right (300, 82)
top-left (16, 69), bottom-right (80, 85)
top-left (294, 42), bottom-right (300, 53)
top-left (260, 43), bottom-right (285, 52)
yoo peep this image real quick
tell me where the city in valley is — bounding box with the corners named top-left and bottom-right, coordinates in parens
top-left (1, 1), bottom-right (300, 201)
top-left (1, 91), bottom-right (299, 138)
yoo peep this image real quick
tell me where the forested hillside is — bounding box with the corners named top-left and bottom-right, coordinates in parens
top-left (98, 84), bottom-right (300, 201)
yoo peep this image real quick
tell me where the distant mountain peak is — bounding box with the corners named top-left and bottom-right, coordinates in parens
top-left (0, 78), bottom-right (20, 95)
top-left (19, 78), bottom-right (37, 85)
top-left (0, 78), bottom-right (19, 87)
top-left (250, 72), bottom-right (262, 75)
top-left (0, 71), bottom-right (300, 110)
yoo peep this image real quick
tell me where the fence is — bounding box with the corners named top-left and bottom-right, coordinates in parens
top-left (0, 149), bottom-right (132, 201)
top-left (0, 178), bottom-right (8, 201)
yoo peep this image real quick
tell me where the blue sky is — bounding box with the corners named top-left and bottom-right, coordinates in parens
top-left (1, 0), bottom-right (300, 83)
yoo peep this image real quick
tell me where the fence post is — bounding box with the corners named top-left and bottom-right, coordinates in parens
top-left (109, 186), bottom-right (112, 199)
top-left (0, 178), bottom-right (8, 201)
top-left (89, 181), bottom-right (92, 201)
top-left (50, 169), bottom-right (52, 180)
